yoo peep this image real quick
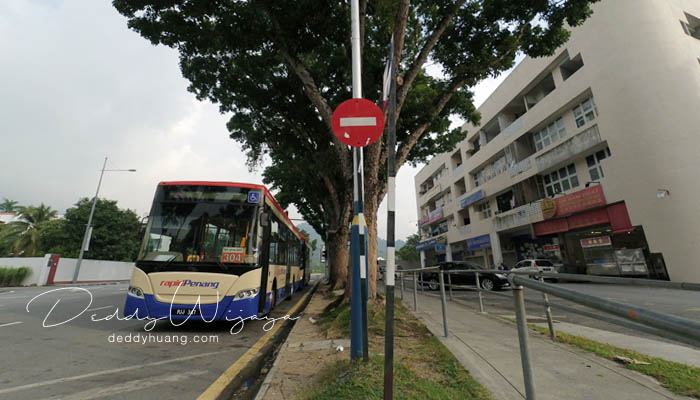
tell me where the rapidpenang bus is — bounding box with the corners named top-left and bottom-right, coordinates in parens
top-left (124, 181), bottom-right (311, 321)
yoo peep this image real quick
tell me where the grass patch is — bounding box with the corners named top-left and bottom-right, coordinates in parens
top-left (0, 266), bottom-right (31, 286)
top-left (307, 299), bottom-right (491, 400)
top-left (527, 324), bottom-right (700, 398)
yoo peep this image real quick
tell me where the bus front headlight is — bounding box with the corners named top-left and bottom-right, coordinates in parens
top-left (128, 286), bottom-right (144, 299)
top-left (234, 288), bottom-right (259, 300)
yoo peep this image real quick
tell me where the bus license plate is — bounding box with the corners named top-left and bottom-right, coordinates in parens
top-left (172, 308), bottom-right (200, 316)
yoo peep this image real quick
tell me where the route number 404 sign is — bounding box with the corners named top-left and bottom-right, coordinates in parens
top-left (221, 247), bottom-right (245, 263)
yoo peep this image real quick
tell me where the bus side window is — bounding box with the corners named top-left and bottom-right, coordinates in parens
top-left (269, 218), bottom-right (279, 264)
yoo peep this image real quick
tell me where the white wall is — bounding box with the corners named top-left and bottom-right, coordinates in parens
top-left (0, 256), bottom-right (133, 286)
top-left (0, 257), bottom-right (48, 286)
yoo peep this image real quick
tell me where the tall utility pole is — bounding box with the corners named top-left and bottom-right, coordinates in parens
top-left (383, 34), bottom-right (397, 399)
top-left (349, 0), bottom-right (369, 361)
top-left (72, 157), bottom-right (135, 284)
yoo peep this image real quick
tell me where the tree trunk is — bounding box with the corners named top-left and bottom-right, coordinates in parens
top-left (364, 181), bottom-right (380, 299)
top-left (328, 223), bottom-right (350, 291)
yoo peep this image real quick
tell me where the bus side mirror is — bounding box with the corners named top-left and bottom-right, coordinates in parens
top-left (260, 212), bottom-right (270, 227)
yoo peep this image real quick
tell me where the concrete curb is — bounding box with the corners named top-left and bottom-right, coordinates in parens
top-left (254, 284), bottom-right (324, 400)
top-left (197, 280), bottom-right (319, 400)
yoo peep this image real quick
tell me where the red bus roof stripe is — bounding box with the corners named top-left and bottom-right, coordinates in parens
top-left (158, 181), bottom-right (305, 241)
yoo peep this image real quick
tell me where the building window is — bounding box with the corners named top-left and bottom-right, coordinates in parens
top-left (573, 98), bottom-right (598, 128)
top-left (587, 147), bottom-right (612, 181)
top-left (476, 201), bottom-right (492, 219)
top-left (543, 164), bottom-right (579, 197)
top-left (534, 117), bottom-right (567, 152)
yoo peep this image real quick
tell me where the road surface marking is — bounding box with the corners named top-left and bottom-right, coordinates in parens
top-left (43, 370), bottom-right (208, 400)
top-left (0, 290), bottom-right (15, 295)
top-left (198, 283), bottom-right (316, 400)
top-left (339, 116), bottom-right (376, 127)
top-left (0, 351), bottom-right (221, 395)
top-left (86, 305), bottom-right (114, 312)
top-left (0, 321), bottom-right (23, 328)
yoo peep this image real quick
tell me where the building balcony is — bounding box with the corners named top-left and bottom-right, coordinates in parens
top-left (452, 164), bottom-right (465, 178)
top-left (509, 157), bottom-right (533, 178)
top-left (536, 124), bottom-right (602, 173)
top-left (500, 116), bottom-right (524, 140)
top-left (493, 201), bottom-right (545, 232)
top-left (420, 184), bottom-right (442, 203)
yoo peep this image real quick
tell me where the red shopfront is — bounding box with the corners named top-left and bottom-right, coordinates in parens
top-left (533, 186), bottom-right (656, 277)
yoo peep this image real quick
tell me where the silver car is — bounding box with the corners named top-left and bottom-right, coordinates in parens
top-left (511, 259), bottom-right (558, 281)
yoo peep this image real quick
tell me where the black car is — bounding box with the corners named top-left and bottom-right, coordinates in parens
top-left (420, 261), bottom-right (510, 291)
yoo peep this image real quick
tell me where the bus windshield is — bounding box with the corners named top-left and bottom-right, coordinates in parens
top-left (137, 185), bottom-right (259, 267)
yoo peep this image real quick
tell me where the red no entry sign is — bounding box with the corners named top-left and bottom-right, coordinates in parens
top-left (331, 98), bottom-right (385, 147)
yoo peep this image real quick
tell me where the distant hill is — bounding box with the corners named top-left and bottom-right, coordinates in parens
top-left (296, 222), bottom-right (405, 263)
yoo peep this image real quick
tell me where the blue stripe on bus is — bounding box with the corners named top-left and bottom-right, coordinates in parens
top-left (123, 294), bottom-right (263, 321)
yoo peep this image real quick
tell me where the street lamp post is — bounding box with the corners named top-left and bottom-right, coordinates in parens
top-left (71, 157), bottom-right (136, 284)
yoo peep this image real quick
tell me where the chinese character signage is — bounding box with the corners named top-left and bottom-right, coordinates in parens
top-left (580, 236), bottom-right (612, 248)
top-left (554, 185), bottom-right (606, 217)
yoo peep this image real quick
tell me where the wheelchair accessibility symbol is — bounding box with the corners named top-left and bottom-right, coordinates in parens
top-left (247, 191), bottom-right (261, 204)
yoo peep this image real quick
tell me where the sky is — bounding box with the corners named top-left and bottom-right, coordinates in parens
top-left (0, 0), bottom-right (515, 242)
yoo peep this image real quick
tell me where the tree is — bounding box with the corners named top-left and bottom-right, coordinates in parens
top-left (0, 204), bottom-right (57, 256)
top-left (0, 198), bottom-right (20, 213)
top-left (113, 0), bottom-right (599, 295)
top-left (41, 198), bottom-right (142, 261)
top-left (299, 229), bottom-right (319, 253)
top-left (396, 233), bottom-right (420, 262)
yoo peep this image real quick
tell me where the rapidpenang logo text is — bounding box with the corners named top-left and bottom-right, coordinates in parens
top-left (160, 279), bottom-right (220, 289)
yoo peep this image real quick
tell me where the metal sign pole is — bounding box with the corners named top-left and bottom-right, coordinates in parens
top-left (349, 0), bottom-right (364, 362)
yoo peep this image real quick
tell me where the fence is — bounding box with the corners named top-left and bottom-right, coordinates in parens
top-left (396, 267), bottom-right (700, 400)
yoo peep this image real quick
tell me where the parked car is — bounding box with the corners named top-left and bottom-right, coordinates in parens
top-left (420, 261), bottom-right (510, 291)
top-left (510, 259), bottom-right (558, 281)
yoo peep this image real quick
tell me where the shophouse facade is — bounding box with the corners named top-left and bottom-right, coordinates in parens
top-left (413, 0), bottom-right (700, 282)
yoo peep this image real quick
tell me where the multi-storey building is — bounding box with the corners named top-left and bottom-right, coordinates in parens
top-left (413, 0), bottom-right (700, 283)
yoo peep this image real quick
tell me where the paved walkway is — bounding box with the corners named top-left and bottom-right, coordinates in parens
top-left (405, 290), bottom-right (694, 400)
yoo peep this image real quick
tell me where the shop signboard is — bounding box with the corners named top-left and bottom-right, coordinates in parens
top-left (555, 185), bottom-right (606, 216)
top-left (540, 198), bottom-right (557, 219)
top-left (460, 189), bottom-right (484, 209)
top-left (416, 238), bottom-right (437, 251)
top-left (542, 244), bottom-right (560, 252)
top-left (418, 216), bottom-right (430, 226)
top-left (467, 234), bottom-right (491, 251)
top-left (580, 236), bottom-right (612, 248)
top-left (429, 207), bottom-right (444, 223)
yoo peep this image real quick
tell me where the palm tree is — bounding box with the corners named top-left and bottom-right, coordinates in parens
top-left (0, 203), bottom-right (58, 256)
top-left (0, 198), bottom-right (20, 213)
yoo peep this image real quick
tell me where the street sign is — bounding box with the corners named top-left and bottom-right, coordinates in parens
top-left (331, 98), bottom-right (385, 147)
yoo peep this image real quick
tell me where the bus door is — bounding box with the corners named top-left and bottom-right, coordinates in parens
top-left (257, 211), bottom-right (272, 315)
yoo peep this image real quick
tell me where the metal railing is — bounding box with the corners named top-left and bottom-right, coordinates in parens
top-left (394, 267), bottom-right (700, 400)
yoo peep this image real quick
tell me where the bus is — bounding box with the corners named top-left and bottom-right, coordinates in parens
top-left (124, 181), bottom-right (311, 321)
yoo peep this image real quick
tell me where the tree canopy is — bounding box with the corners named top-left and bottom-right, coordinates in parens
top-left (396, 233), bottom-right (420, 262)
top-left (40, 198), bottom-right (141, 261)
top-left (113, 0), bottom-right (599, 290)
top-left (0, 204), bottom-right (57, 256)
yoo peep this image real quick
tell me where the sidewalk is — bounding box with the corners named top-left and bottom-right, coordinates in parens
top-left (255, 286), bottom-right (348, 400)
top-left (407, 290), bottom-right (693, 400)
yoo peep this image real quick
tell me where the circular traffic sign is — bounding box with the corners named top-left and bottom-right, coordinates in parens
top-left (331, 98), bottom-right (385, 147)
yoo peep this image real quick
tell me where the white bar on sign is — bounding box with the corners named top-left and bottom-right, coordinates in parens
top-left (340, 117), bottom-right (376, 127)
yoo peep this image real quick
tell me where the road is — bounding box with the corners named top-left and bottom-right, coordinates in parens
top-left (0, 279), bottom-right (316, 400)
top-left (394, 278), bottom-right (700, 346)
